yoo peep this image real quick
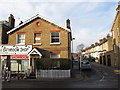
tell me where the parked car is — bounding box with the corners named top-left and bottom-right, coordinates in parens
top-left (80, 60), bottom-right (91, 70)
top-left (73, 57), bottom-right (79, 62)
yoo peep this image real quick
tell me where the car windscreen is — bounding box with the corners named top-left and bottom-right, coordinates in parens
top-left (81, 61), bottom-right (89, 64)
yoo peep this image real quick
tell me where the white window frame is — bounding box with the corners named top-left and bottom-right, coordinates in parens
top-left (112, 31), bottom-right (115, 39)
top-left (50, 32), bottom-right (60, 45)
top-left (16, 34), bottom-right (25, 45)
top-left (34, 33), bottom-right (41, 44)
top-left (50, 53), bottom-right (60, 58)
top-left (113, 44), bottom-right (116, 53)
top-left (119, 43), bottom-right (120, 52)
top-left (117, 27), bottom-right (120, 36)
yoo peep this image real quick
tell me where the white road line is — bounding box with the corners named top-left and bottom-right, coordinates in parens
top-left (99, 75), bottom-right (105, 82)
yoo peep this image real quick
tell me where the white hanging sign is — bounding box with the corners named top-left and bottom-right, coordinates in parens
top-left (0, 45), bottom-right (32, 55)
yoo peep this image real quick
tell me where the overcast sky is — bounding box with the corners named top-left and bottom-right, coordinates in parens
top-left (0, 0), bottom-right (119, 52)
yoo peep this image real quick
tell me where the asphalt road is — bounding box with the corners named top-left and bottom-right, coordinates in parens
top-left (2, 62), bottom-right (120, 89)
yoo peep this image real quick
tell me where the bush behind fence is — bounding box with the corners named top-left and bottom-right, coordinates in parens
top-left (35, 58), bottom-right (71, 70)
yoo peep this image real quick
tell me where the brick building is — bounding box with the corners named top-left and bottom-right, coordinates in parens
top-left (82, 2), bottom-right (120, 68)
top-left (1, 14), bottom-right (72, 73)
top-left (111, 2), bottom-right (120, 68)
top-left (0, 14), bottom-right (15, 72)
top-left (0, 14), bottom-right (15, 44)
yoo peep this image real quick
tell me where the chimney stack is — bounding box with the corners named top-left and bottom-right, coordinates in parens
top-left (95, 42), bottom-right (99, 46)
top-left (66, 19), bottom-right (71, 30)
top-left (116, 1), bottom-right (120, 11)
top-left (99, 39), bottom-right (103, 43)
top-left (8, 14), bottom-right (15, 29)
top-left (106, 34), bottom-right (110, 39)
top-left (19, 21), bottom-right (23, 25)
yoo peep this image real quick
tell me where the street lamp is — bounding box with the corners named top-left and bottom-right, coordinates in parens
top-left (71, 38), bottom-right (75, 68)
top-left (72, 38), bottom-right (75, 53)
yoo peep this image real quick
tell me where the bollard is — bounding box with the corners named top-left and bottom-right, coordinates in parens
top-left (1, 71), bottom-right (11, 82)
top-left (7, 71), bottom-right (11, 82)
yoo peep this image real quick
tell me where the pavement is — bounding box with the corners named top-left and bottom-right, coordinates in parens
top-left (2, 61), bottom-right (84, 83)
top-left (11, 62), bottom-right (84, 82)
top-left (34, 61), bottom-right (84, 81)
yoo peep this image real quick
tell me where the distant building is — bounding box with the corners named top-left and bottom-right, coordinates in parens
top-left (82, 2), bottom-right (120, 68)
top-left (0, 14), bottom-right (15, 71)
top-left (98, 35), bottom-right (113, 66)
top-left (0, 14), bottom-right (15, 44)
top-left (111, 2), bottom-right (120, 68)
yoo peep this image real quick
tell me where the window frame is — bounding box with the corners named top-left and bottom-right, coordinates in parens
top-left (113, 44), bottom-right (116, 53)
top-left (16, 34), bottom-right (25, 45)
top-left (50, 53), bottom-right (60, 58)
top-left (119, 43), bottom-right (120, 52)
top-left (50, 32), bottom-right (60, 44)
top-left (117, 27), bottom-right (120, 36)
top-left (34, 33), bottom-right (41, 44)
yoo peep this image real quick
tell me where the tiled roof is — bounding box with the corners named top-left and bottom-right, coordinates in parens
top-left (7, 14), bottom-right (71, 34)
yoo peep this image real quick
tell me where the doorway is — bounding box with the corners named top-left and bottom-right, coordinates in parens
top-left (100, 56), bottom-right (102, 64)
top-left (103, 55), bottom-right (106, 65)
top-left (107, 55), bottom-right (111, 66)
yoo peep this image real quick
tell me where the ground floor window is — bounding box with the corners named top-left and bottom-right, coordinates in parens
top-left (50, 53), bottom-right (60, 58)
top-left (10, 60), bottom-right (29, 72)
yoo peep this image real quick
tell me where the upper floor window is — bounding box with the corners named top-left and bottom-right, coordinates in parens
top-left (51, 32), bottom-right (60, 44)
top-left (34, 33), bottom-right (41, 44)
top-left (17, 34), bottom-right (25, 44)
top-left (119, 43), bottom-right (120, 52)
top-left (117, 27), bottom-right (120, 36)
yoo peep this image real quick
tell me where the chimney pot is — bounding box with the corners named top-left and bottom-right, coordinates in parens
top-left (116, 1), bottom-right (120, 11)
top-left (19, 21), bottom-right (23, 25)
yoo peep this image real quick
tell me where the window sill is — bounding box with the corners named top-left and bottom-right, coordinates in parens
top-left (50, 43), bottom-right (61, 45)
top-left (33, 43), bottom-right (42, 45)
top-left (16, 43), bottom-right (25, 45)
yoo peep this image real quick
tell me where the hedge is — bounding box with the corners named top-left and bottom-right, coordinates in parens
top-left (35, 58), bottom-right (71, 70)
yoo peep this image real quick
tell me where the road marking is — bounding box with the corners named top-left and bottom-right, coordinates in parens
top-left (99, 75), bottom-right (105, 82)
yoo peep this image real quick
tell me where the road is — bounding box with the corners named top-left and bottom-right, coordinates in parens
top-left (2, 62), bottom-right (120, 89)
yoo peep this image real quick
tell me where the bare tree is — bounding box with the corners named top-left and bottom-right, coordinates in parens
top-left (76, 43), bottom-right (85, 54)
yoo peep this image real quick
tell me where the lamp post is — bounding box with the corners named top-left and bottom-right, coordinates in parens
top-left (72, 38), bottom-right (75, 53)
top-left (71, 38), bottom-right (75, 68)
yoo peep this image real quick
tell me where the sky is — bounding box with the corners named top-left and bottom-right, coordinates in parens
top-left (0, 0), bottom-right (119, 53)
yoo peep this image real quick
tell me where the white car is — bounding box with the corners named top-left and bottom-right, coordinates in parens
top-left (80, 60), bottom-right (91, 70)
top-left (73, 57), bottom-right (79, 62)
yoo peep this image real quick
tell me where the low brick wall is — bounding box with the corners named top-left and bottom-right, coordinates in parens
top-left (36, 70), bottom-right (71, 78)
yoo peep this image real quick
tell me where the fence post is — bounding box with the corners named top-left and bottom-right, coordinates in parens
top-left (36, 69), bottom-right (37, 78)
top-left (7, 71), bottom-right (10, 82)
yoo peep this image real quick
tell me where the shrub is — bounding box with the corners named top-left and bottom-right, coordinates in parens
top-left (36, 58), bottom-right (71, 70)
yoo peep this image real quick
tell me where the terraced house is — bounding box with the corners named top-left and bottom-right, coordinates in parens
top-left (111, 2), bottom-right (120, 68)
top-left (82, 2), bottom-right (120, 68)
top-left (1, 14), bottom-right (72, 74)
